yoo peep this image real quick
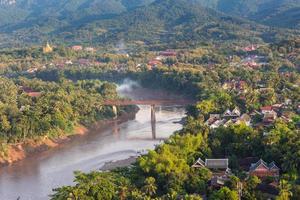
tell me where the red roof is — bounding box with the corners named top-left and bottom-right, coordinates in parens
top-left (148, 60), bottom-right (162, 66)
top-left (27, 92), bottom-right (42, 97)
top-left (159, 50), bottom-right (177, 56)
top-left (261, 106), bottom-right (273, 111)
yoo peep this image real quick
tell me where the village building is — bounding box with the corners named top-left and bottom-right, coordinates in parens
top-left (193, 158), bottom-right (232, 188)
top-left (193, 158), bottom-right (229, 171)
top-left (272, 104), bottom-right (283, 111)
top-left (205, 114), bottom-right (221, 126)
top-left (284, 98), bottom-right (292, 106)
top-left (77, 58), bottom-right (90, 66)
top-left (72, 45), bottom-right (83, 51)
top-left (65, 60), bottom-right (73, 65)
top-left (210, 119), bottom-right (226, 129)
top-left (159, 50), bottom-right (177, 57)
top-left (243, 44), bottom-right (257, 52)
top-left (148, 60), bottom-right (162, 68)
top-left (205, 107), bottom-right (252, 129)
top-left (26, 67), bottom-right (38, 74)
top-left (260, 106), bottom-right (274, 115)
top-left (43, 42), bottom-right (53, 53)
top-left (84, 47), bottom-right (95, 52)
top-left (20, 86), bottom-right (41, 98)
top-left (235, 114), bottom-right (251, 126)
top-left (223, 107), bottom-right (241, 118)
top-left (249, 159), bottom-right (280, 179)
top-left (262, 111), bottom-right (277, 125)
top-left (222, 80), bottom-right (247, 93)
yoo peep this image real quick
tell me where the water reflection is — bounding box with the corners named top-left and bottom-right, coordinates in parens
top-left (0, 105), bottom-right (186, 200)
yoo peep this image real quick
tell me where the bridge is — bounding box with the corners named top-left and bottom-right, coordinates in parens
top-left (106, 98), bottom-right (194, 140)
top-left (102, 99), bottom-right (195, 106)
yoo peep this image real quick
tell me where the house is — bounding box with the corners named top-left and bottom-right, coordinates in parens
top-left (27, 68), bottom-right (38, 74)
top-left (222, 81), bottom-right (235, 90)
top-left (222, 80), bottom-right (247, 93)
top-left (65, 60), bottom-right (73, 65)
top-left (210, 119), bottom-right (226, 129)
top-left (243, 45), bottom-right (256, 52)
top-left (223, 109), bottom-right (232, 117)
top-left (72, 45), bottom-right (83, 51)
top-left (193, 158), bottom-right (229, 169)
top-left (236, 81), bottom-right (247, 92)
top-left (193, 158), bottom-right (232, 188)
top-left (232, 107), bottom-right (241, 117)
top-left (20, 86), bottom-right (42, 98)
top-left (193, 158), bottom-right (231, 177)
top-left (235, 114), bottom-right (251, 126)
top-left (159, 50), bottom-right (177, 57)
top-left (26, 92), bottom-right (42, 97)
top-left (148, 60), bottom-right (162, 67)
top-left (205, 114), bottom-right (221, 126)
top-left (223, 107), bottom-right (241, 118)
top-left (250, 110), bottom-right (262, 117)
top-left (284, 99), bottom-right (292, 106)
top-left (84, 47), bottom-right (95, 52)
top-left (262, 111), bottom-right (277, 125)
top-left (206, 159), bottom-right (229, 170)
top-left (77, 59), bottom-right (90, 66)
top-left (249, 159), bottom-right (280, 179)
top-left (210, 176), bottom-right (230, 188)
top-left (272, 104), bottom-right (283, 111)
top-left (261, 106), bottom-right (273, 115)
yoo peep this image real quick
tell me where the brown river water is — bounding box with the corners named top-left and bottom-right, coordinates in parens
top-left (0, 83), bottom-right (187, 200)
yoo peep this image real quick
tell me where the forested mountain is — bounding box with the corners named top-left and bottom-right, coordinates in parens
top-left (0, 0), bottom-right (155, 26)
top-left (195, 0), bottom-right (300, 29)
top-left (83, 0), bottom-right (267, 46)
top-left (0, 0), bottom-right (298, 47)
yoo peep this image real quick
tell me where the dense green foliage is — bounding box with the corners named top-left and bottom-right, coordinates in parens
top-left (0, 0), bottom-right (299, 48)
top-left (50, 38), bottom-right (300, 199)
top-left (195, 0), bottom-right (300, 29)
top-left (0, 77), bottom-right (131, 144)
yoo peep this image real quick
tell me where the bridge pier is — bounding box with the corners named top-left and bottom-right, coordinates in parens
top-left (151, 105), bottom-right (156, 139)
top-left (151, 105), bottom-right (156, 122)
top-left (112, 105), bottom-right (118, 119)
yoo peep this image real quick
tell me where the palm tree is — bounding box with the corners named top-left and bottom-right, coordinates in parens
top-left (142, 177), bottom-right (157, 196)
top-left (276, 180), bottom-right (293, 200)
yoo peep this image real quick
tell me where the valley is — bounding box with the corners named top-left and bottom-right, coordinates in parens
top-left (0, 0), bottom-right (299, 199)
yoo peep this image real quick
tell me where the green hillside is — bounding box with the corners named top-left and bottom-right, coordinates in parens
top-left (0, 0), bottom-right (298, 48)
top-left (195, 0), bottom-right (300, 29)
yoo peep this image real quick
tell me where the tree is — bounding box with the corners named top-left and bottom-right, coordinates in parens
top-left (276, 180), bottom-right (293, 200)
top-left (142, 177), bottom-right (157, 196)
top-left (209, 187), bottom-right (239, 200)
top-left (51, 171), bottom-right (117, 200)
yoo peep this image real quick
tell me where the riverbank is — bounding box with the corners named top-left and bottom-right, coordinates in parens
top-left (100, 156), bottom-right (138, 171)
top-left (0, 109), bottom-right (138, 167)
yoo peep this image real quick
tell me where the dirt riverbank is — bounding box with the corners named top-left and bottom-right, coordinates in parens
top-left (0, 110), bottom-right (137, 167)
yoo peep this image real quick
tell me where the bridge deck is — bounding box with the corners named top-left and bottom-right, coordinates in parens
top-left (102, 99), bottom-right (195, 106)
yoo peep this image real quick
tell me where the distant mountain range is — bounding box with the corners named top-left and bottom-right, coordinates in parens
top-left (195, 0), bottom-right (300, 29)
top-left (0, 0), bottom-right (299, 47)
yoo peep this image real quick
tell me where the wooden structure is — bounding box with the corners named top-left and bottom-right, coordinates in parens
top-left (249, 159), bottom-right (280, 178)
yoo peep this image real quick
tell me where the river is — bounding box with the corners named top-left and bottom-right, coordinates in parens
top-left (0, 85), bottom-right (187, 200)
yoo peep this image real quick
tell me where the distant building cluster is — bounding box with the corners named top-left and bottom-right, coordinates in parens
top-left (192, 157), bottom-right (280, 194)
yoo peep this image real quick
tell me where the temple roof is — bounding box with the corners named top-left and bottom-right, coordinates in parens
top-left (205, 159), bottom-right (229, 169)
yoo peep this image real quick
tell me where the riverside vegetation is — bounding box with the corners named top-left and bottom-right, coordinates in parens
top-left (0, 37), bottom-right (296, 199)
top-left (0, 0), bottom-right (299, 199)
top-left (50, 43), bottom-right (300, 199)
